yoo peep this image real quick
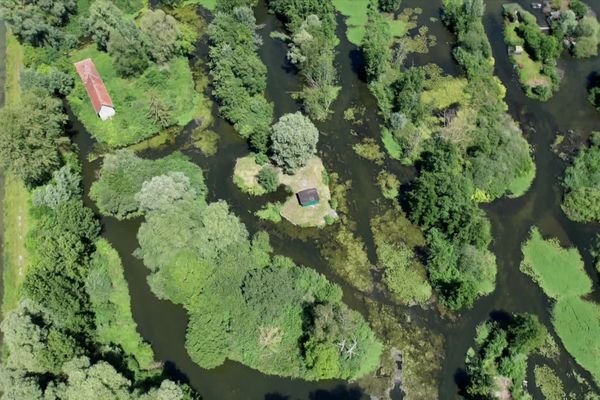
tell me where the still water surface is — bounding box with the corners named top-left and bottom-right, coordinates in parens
top-left (66, 1), bottom-right (600, 398)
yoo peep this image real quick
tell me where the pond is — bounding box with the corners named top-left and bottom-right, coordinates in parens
top-left (62, 0), bottom-right (600, 399)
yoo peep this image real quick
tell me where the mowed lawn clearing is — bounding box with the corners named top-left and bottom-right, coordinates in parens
top-left (2, 34), bottom-right (31, 316)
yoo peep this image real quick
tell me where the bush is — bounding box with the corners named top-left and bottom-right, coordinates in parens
top-left (258, 166), bottom-right (279, 192)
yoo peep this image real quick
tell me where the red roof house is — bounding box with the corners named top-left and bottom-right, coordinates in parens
top-left (74, 58), bottom-right (115, 121)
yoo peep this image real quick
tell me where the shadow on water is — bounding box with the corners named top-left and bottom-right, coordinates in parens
top-left (67, 0), bottom-right (600, 399)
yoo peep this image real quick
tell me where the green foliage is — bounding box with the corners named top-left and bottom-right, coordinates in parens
top-left (520, 228), bottom-right (600, 385)
top-left (23, 198), bottom-right (99, 332)
top-left (208, 4), bottom-right (273, 152)
top-left (140, 9), bottom-right (190, 64)
top-left (1, 300), bottom-right (84, 375)
top-left (376, 170), bottom-right (400, 199)
top-left (82, 0), bottom-right (129, 51)
top-left (257, 166), bottom-right (279, 192)
top-left (371, 209), bottom-right (432, 305)
top-left (552, 297), bottom-right (600, 385)
top-left (589, 85), bottom-right (600, 111)
top-left (534, 364), bottom-right (565, 400)
top-left (90, 150), bottom-right (206, 220)
top-left (0, 0), bottom-right (77, 47)
top-left (520, 227), bottom-right (592, 299)
top-left (271, 112), bottom-right (319, 173)
top-left (32, 165), bottom-right (81, 210)
top-left (503, 4), bottom-right (561, 100)
top-left (86, 239), bottom-right (155, 370)
top-left (408, 142), bottom-right (491, 248)
top-left (255, 202), bottom-right (283, 223)
top-left (352, 138), bottom-right (384, 165)
top-left (573, 16), bottom-right (600, 58)
top-left (131, 175), bottom-right (382, 379)
top-left (269, 0), bottom-right (339, 120)
top-left (562, 137), bottom-right (600, 222)
top-left (21, 68), bottom-right (74, 96)
top-left (464, 314), bottom-right (547, 399)
top-left (321, 226), bottom-right (375, 293)
top-left (0, 89), bottom-right (68, 187)
top-left (68, 46), bottom-right (200, 147)
top-left (378, 0), bottom-right (401, 12)
top-left (107, 24), bottom-right (149, 78)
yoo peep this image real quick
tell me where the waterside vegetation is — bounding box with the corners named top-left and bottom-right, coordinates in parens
top-left (92, 152), bottom-right (382, 380)
top-left (520, 227), bottom-right (600, 386)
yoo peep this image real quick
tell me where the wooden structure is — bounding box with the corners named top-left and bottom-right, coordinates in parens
top-left (74, 58), bottom-right (115, 121)
top-left (296, 188), bottom-right (320, 207)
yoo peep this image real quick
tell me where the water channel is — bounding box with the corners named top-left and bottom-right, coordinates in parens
top-left (28, 0), bottom-right (600, 398)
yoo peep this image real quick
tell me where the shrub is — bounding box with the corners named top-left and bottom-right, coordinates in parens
top-left (257, 166), bottom-right (279, 192)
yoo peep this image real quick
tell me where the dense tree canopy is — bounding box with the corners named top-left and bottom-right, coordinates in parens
top-left (562, 133), bottom-right (600, 222)
top-left (464, 314), bottom-right (547, 399)
top-left (208, 3), bottom-right (273, 152)
top-left (140, 9), bottom-right (192, 64)
top-left (0, 89), bottom-right (68, 186)
top-left (269, 0), bottom-right (339, 120)
top-left (91, 152), bottom-right (382, 380)
top-left (136, 197), bottom-right (382, 380)
top-left (271, 112), bottom-right (319, 173)
top-left (90, 150), bottom-right (206, 220)
top-left (407, 141), bottom-right (496, 309)
top-left (0, 0), bottom-right (76, 46)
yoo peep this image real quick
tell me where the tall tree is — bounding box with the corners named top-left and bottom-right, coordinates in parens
top-left (0, 89), bottom-right (68, 186)
top-left (271, 112), bottom-right (319, 173)
top-left (0, 0), bottom-right (76, 46)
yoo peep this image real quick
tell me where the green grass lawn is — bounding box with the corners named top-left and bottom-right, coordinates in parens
top-left (520, 228), bottom-right (599, 385)
top-left (88, 239), bottom-right (156, 370)
top-left (512, 52), bottom-right (551, 89)
top-left (520, 227), bottom-right (592, 299)
top-left (553, 297), bottom-right (600, 385)
top-left (68, 46), bottom-right (201, 147)
top-left (1, 174), bottom-right (30, 316)
top-left (333, 0), bottom-right (407, 45)
top-left (188, 0), bottom-right (216, 10)
top-left (2, 35), bottom-right (31, 317)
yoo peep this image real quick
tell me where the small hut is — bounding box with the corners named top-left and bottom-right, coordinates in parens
top-left (74, 58), bottom-right (115, 121)
top-left (296, 188), bottom-right (320, 207)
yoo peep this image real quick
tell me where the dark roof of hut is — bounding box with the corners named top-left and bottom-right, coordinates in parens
top-left (296, 188), bottom-right (320, 206)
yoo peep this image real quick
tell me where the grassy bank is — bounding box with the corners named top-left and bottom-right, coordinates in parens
top-left (87, 239), bottom-right (155, 370)
top-left (520, 227), bottom-right (600, 385)
top-left (2, 34), bottom-right (30, 316)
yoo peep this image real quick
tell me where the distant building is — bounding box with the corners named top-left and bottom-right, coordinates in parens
top-left (296, 188), bottom-right (320, 207)
top-left (74, 58), bottom-right (115, 121)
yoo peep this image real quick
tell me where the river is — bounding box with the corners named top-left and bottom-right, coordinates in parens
top-left (64, 1), bottom-right (600, 399)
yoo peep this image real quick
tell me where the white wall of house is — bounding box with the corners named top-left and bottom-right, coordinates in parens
top-left (98, 105), bottom-right (116, 121)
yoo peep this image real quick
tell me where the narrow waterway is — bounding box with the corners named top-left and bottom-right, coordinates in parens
top-left (67, 1), bottom-right (600, 399)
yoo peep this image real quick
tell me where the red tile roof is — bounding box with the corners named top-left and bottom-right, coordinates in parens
top-left (74, 58), bottom-right (113, 114)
